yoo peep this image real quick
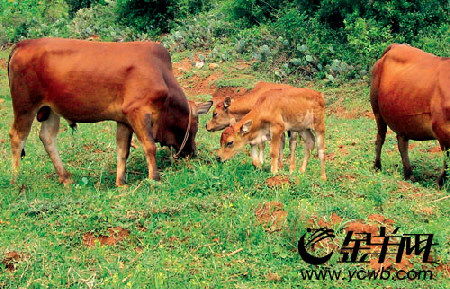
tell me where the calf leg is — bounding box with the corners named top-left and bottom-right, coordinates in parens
top-left (278, 132), bottom-right (285, 169)
top-left (116, 122), bottom-right (133, 186)
top-left (396, 134), bottom-right (414, 180)
top-left (39, 110), bottom-right (72, 185)
top-left (127, 111), bottom-right (160, 181)
top-left (374, 114), bottom-right (387, 170)
top-left (258, 142), bottom-right (265, 166)
top-left (251, 144), bottom-right (262, 168)
top-left (288, 132), bottom-right (298, 172)
top-left (299, 130), bottom-right (315, 173)
top-left (316, 130), bottom-right (327, 180)
top-left (9, 113), bottom-right (35, 183)
top-left (269, 124), bottom-right (284, 174)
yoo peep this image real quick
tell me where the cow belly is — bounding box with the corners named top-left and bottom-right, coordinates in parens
top-left (381, 112), bottom-right (435, 140)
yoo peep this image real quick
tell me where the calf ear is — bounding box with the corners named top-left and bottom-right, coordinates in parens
top-left (241, 120), bottom-right (252, 133)
top-left (196, 101), bottom-right (213, 115)
top-left (224, 97), bottom-right (232, 109)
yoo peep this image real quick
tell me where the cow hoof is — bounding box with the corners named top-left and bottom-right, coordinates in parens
top-left (321, 174), bottom-right (327, 181)
top-left (60, 178), bottom-right (73, 186)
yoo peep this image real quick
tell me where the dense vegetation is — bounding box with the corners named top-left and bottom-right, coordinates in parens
top-left (1, 0), bottom-right (448, 81)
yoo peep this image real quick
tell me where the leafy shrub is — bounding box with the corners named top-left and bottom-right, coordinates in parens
top-left (117, 0), bottom-right (211, 35)
top-left (69, 1), bottom-right (136, 41)
top-left (65, 0), bottom-right (106, 15)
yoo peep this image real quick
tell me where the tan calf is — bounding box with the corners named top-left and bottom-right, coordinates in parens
top-left (217, 88), bottom-right (326, 180)
top-left (203, 81), bottom-right (296, 168)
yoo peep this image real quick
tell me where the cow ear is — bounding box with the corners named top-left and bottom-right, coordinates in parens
top-left (241, 120), bottom-right (252, 133)
top-left (196, 101), bottom-right (213, 115)
top-left (223, 97), bottom-right (232, 109)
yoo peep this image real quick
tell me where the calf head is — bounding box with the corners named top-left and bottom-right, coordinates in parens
top-left (206, 97), bottom-right (234, 131)
top-left (217, 119), bottom-right (258, 161)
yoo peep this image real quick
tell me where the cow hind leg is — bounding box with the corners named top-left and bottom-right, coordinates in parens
top-left (251, 144), bottom-right (262, 168)
top-left (374, 114), bottom-right (387, 171)
top-left (288, 132), bottom-right (298, 172)
top-left (269, 124), bottom-right (284, 174)
top-left (9, 113), bottom-right (35, 183)
top-left (316, 130), bottom-right (327, 181)
top-left (299, 130), bottom-right (315, 174)
top-left (39, 110), bottom-right (72, 185)
top-left (116, 122), bottom-right (133, 186)
top-left (437, 145), bottom-right (448, 188)
top-left (396, 134), bottom-right (414, 181)
top-left (278, 132), bottom-right (285, 169)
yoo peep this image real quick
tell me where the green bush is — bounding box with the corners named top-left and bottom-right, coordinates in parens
top-left (65, 0), bottom-right (106, 15)
top-left (117, 0), bottom-right (211, 35)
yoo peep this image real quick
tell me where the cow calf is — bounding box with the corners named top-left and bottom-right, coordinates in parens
top-left (217, 87), bottom-right (326, 180)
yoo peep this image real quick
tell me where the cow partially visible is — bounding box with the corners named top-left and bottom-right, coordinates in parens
top-left (217, 87), bottom-right (326, 179)
top-left (370, 44), bottom-right (450, 186)
top-left (8, 38), bottom-right (211, 186)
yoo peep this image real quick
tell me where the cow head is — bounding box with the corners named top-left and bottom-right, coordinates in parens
top-left (206, 97), bottom-right (234, 131)
top-left (157, 98), bottom-right (212, 157)
top-left (217, 119), bottom-right (254, 161)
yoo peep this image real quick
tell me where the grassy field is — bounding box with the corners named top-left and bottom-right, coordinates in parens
top-left (0, 48), bottom-right (448, 288)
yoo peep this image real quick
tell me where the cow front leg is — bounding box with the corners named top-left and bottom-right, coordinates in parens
top-left (269, 125), bottom-right (284, 174)
top-left (127, 112), bottom-right (160, 181)
top-left (278, 132), bottom-right (285, 169)
top-left (299, 130), bottom-right (315, 174)
top-left (39, 111), bottom-right (72, 185)
top-left (116, 122), bottom-right (133, 186)
top-left (251, 144), bottom-right (262, 168)
top-left (396, 134), bottom-right (414, 181)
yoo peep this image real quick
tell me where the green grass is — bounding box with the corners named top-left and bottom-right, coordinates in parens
top-left (0, 49), bottom-right (449, 288)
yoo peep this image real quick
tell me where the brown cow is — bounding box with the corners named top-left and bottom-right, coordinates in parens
top-left (371, 44), bottom-right (450, 186)
top-left (8, 38), bottom-right (212, 186)
top-left (217, 87), bottom-right (326, 179)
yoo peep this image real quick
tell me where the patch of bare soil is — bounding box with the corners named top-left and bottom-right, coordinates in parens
top-left (172, 58), bottom-right (192, 78)
top-left (424, 145), bottom-right (441, 153)
top-left (82, 227), bottom-right (130, 247)
top-left (436, 263), bottom-right (450, 277)
top-left (211, 87), bottom-right (249, 104)
top-left (255, 202), bottom-right (288, 232)
top-left (328, 105), bottom-right (373, 120)
top-left (2, 251), bottom-right (22, 272)
top-left (266, 176), bottom-right (291, 187)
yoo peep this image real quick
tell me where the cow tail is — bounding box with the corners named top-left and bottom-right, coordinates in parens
top-left (7, 43), bottom-right (19, 85)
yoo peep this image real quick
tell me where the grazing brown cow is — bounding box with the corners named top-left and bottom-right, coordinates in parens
top-left (371, 44), bottom-right (450, 186)
top-left (217, 87), bottom-right (326, 179)
top-left (8, 38), bottom-right (211, 186)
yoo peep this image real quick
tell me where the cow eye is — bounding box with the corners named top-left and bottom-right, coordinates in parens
top-left (213, 113), bottom-right (217, 117)
top-left (226, 141), bottom-right (234, 147)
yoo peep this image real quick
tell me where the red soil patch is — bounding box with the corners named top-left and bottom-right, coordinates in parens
top-left (266, 176), bottom-right (291, 187)
top-left (82, 227), bottom-right (130, 247)
top-left (211, 86), bottom-right (249, 104)
top-left (424, 145), bottom-right (441, 153)
top-left (172, 58), bottom-right (192, 78)
top-left (329, 105), bottom-right (373, 120)
top-left (2, 251), bottom-right (22, 272)
top-left (255, 202), bottom-right (288, 232)
top-left (436, 263), bottom-right (450, 277)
